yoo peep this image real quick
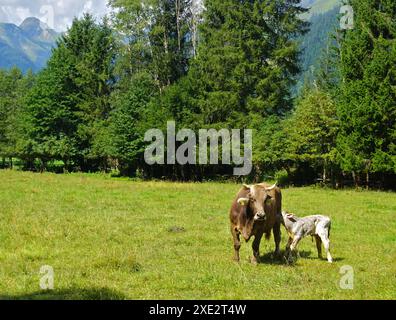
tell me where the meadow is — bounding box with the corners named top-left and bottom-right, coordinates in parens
top-left (0, 170), bottom-right (395, 300)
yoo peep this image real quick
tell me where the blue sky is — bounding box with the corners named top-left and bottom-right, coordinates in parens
top-left (0, 0), bottom-right (111, 31)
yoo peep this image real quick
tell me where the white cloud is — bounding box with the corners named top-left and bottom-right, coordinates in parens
top-left (0, 0), bottom-right (111, 31)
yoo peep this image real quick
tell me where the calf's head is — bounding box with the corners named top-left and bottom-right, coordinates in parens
top-left (281, 211), bottom-right (297, 224)
top-left (237, 183), bottom-right (277, 221)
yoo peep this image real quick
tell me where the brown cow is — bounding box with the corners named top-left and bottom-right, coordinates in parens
top-left (229, 183), bottom-right (282, 264)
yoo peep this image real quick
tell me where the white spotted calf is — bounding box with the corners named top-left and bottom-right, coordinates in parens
top-left (281, 211), bottom-right (333, 263)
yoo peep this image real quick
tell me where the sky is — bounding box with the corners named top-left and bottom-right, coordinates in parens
top-left (0, 0), bottom-right (111, 32)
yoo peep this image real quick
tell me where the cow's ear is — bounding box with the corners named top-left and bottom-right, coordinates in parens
top-left (237, 198), bottom-right (250, 206)
top-left (243, 184), bottom-right (252, 190)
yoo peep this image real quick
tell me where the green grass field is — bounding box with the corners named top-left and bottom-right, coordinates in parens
top-left (0, 170), bottom-right (395, 300)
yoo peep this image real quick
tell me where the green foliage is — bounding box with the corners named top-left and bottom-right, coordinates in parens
top-left (23, 14), bottom-right (117, 169)
top-left (274, 168), bottom-right (290, 185)
top-left (187, 0), bottom-right (308, 125)
top-left (0, 67), bottom-right (34, 162)
top-left (110, 0), bottom-right (193, 90)
top-left (337, 0), bottom-right (396, 175)
top-left (287, 89), bottom-right (338, 163)
top-left (110, 72), bottom-right (158, 168)
top-left (0, 0), bottom-right (395, 188)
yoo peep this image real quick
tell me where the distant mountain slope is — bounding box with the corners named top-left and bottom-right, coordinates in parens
top-left (301, 6), bottom-right (340, 73)
top-left (295, 0), bottom-right (341, 92)
top-left (0, 17), bottom-right (59, 73)
top-left (303, 0), bottom-right (341, 18)
top-left (309, 0), bottom-right (340, 14)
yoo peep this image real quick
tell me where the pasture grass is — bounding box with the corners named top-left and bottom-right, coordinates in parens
top-left (0, 170), bottom-right (395, 300)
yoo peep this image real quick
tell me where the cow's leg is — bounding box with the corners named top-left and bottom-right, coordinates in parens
top-left (273, 220), bottom-right (282, 259)
top-left (231, 226), bottom-right (241, 262)
top-left (251, 232), bottom-right (263, 265)
top-left (319, 233), bottom-right (333, 263)
top-left (315, 235), bottom-right (323, 259)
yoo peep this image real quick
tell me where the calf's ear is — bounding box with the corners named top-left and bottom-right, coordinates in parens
top-left (286, 214), bottom-right (297, 222)
top-left (237, 198), bottom-right (250, 206)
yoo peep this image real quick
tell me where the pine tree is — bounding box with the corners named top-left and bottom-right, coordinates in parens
top-left (286, 88), bottom-right (338, 182)
top-left (0, 67), bottom-right (30, 166)
top-left (109, 72), bottom-right (159, 174)
top-left (186, 0), bottom-right (308, 127)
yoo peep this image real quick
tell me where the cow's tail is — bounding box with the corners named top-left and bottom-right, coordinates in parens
top-left (265, 231), bottom-right (271, 240)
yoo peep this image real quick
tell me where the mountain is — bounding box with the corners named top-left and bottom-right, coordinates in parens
top-left (0, 17), bottom-right (59, 73)
top-left (305, 0), bottom-right (340, 16)
top-left (295, 0), bottom-right (341, 93)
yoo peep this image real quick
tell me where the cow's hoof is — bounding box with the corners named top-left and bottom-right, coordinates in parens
top-left (250, 257), bottom-right (259, 265)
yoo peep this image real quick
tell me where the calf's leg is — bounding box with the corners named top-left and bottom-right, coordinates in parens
top-left (289, 236), bottom-right (302, 261)
top-left (315, 235), bottom-right (323, 259)
top-left (284, 236), bottom-right (293, 263)
top-left (319, 232), bottom-right (333, 263)
top-left (285, 236), bottom-right (293, 256)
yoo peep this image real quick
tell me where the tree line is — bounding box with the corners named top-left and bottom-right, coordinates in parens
top-left (0, 0), bottom-right (395, 188)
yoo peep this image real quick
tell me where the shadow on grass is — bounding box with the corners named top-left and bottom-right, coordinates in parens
top-left (258, 250), bottom-right (344, 265)
top-left (258, 250), bottom-right (294, 266)
top-left (0, 287), bottom-right (126, 300)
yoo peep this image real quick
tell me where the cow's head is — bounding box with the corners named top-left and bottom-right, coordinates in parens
top-left (237, 183), bottom-right (277, 222)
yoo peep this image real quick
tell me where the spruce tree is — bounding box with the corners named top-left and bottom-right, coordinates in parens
top-left (337, 0), bottom-right (396, 185)
top-left (187, 0), bottom-right (308, 127)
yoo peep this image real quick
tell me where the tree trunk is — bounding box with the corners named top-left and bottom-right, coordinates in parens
top-left (176, 0), bottom-right (181, 52)
top-left (366, 172), bottom-right (369, 190)
top-left (352, 171), bottom-right (358, 188)
top-left (163, 30), bottom-right (170, 87)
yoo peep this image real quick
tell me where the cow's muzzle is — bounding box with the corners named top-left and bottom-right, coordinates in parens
top-left (254, 211), bottom-right (266, 221)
